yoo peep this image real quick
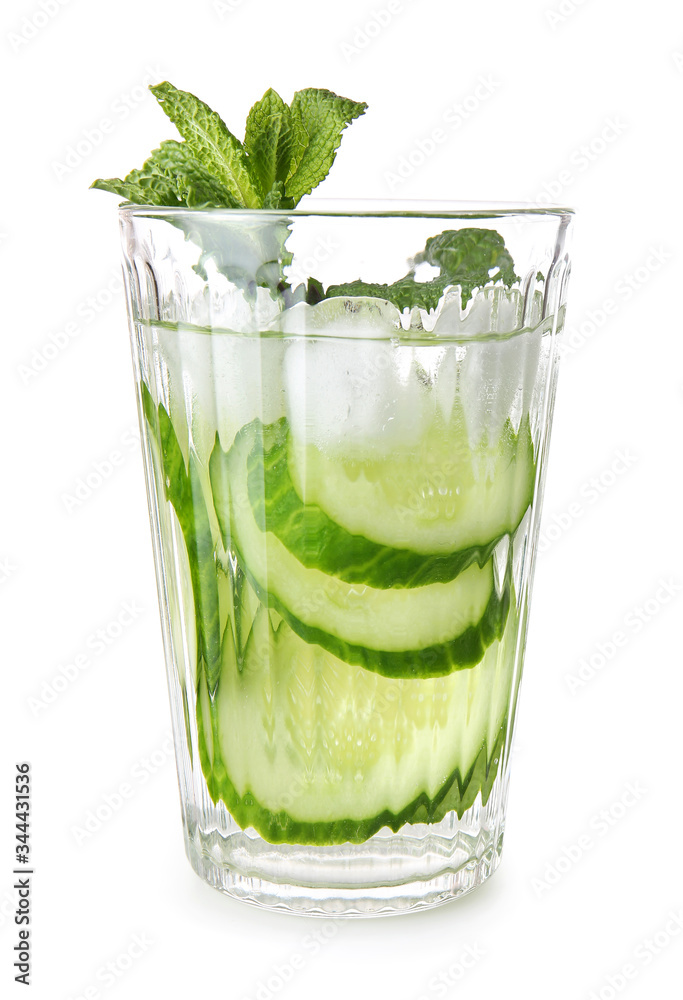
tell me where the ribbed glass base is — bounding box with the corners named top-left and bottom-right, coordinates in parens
top-left (182, 780), bottom-right (506, 917)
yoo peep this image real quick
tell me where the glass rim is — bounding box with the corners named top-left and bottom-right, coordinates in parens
top-left (118, 198), bottom-right (574, 221)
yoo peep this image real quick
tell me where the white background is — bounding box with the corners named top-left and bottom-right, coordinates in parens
top-left (2, 0), bottom-right (683, 998)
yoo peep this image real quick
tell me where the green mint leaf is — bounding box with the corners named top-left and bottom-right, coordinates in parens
top-left (327, 228), bottom-right (518, 311)
top-left (150, 81), bottom-right (262, 208)
top-left (147, 141), bottom-right (242, 207)
top-left (305, 276), bottom-right (325, 305)
top-left (415, 229), bottom-right (517, 306)
top-left (92, 141), bottom-right (240, 208)
top-left (244, 88), bottom-right (293, 198)
top-left (91, 148), bottom-right (185, 205)
top-left (326, 275), bottom-right (451, 312)
top-left (91, 117), bottom-right (247, 209)
top-left (262, 181), bottom-right (285, 209)
top-left (285, 88), bottom-right (367, 204)
top-left (261, 181), bottom-right (295, 210)
top-left (90, 176), bottom-right (157, 204)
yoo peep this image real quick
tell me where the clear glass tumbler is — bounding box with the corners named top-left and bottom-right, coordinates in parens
top-left (119, 202), bottom-right (573, 915)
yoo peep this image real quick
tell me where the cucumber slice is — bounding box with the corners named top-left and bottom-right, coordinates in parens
top-left (288, 404), bottom-right (535, 555)
top-left (203, 596), bottom-right (517, 843)
top-left (247, 417), bottom-right (501, 588)
top-left (141, 383), bottom-right (222, 691)
top-left (210, 421), bottom-right (510, 678)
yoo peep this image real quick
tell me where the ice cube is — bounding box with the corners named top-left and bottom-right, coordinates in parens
top-left (152, 325), bottom-right (219, 465)
top-left (434, 346), bottom-right (460, 425)
top-left (430, 287), bottom-right (542, 449)
top-left (272, 295), bottom-right (404, 339)
top-left (143, 279), bottom-right (287, 460)
top-left (279, 297), bottom-right (430, 456)
top-left (458, 326), bottom-right (543, 449)
top-left (432, 284), bottom-right (524, 338)
top-left (211, 333), bottom-right (286, 451)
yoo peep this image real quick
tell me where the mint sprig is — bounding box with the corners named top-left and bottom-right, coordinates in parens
top-left (326, 229), bottom-right (518, 310)
top-left (92, 81), bottom-right (367, 211)
top-left (92, 84), bottom-right (519, 314)
top-left (92, 82), bottom-right (367, 298)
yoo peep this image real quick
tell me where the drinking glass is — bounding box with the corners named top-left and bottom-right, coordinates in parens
top-left (119, 202), bottom-right (573, 915)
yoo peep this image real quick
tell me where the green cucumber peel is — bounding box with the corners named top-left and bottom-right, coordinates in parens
top-left (209, 418), bottom-right (511, 680)
top-left (235, 552), bottom-right (510, 679)
top-left (140, 382), bottom-right (222, 691)
top-left (195, 576), bottom-right (519, 842)
top-left (240, 416), bottom-right (504, 588)
top-left (197, 682), bottom-right (508, 845)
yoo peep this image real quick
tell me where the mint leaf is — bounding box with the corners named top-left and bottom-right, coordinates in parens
top-left (285, 89), bottom-right (367, 203)
top-left (262, 181), bottom-right (292, 209)
top-left (150, 81), bottom-right (262, 208)
top-left (244, 88), bottom-right (294, 197)
top-left (147, 141), bottom-right (241, 208)
top-left (91, 176), bottom-right (161, 205)
top-left (326, 274), bottom-right (451, 312)
top-left (304, 276), bottom-right (325, 305)
top-left (415, 229), bottom-right (517, 305)
top-left (91, 141), bottom-right (240, 208)
top-left (327, 228), bottom-right (518, 311)
top-left (91, 149), bottom-right (184, 205)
